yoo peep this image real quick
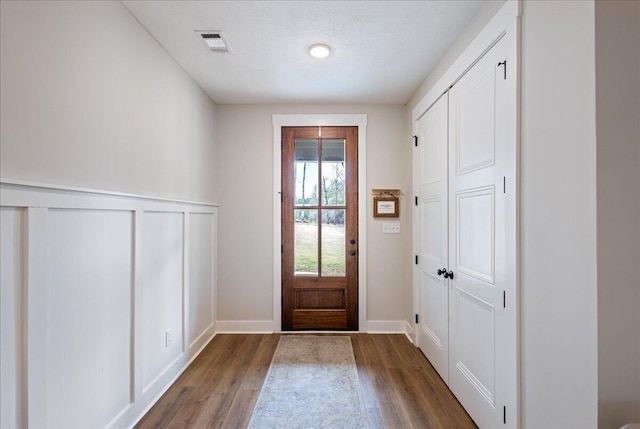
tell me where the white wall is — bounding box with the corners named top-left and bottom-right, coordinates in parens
top-left (215, 104), bottom-right (411, 328)
top-left (595, 1), bottom-right (640, 428)
top-left (0, 0), bottom-right (217, 203)
top-left (407, 0), bottom-right (507, 111)
top-left (521, 1), bottom-right (599, 427)
top-left (0, 1), bottom-right (219, 427)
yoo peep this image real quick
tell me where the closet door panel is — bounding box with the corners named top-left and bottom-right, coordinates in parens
top-left (416, 95), bottom-right (449, 382)
top-left (453, 67), bottom-right (496, 175)
top-left (448, 35), bottom-right (508, 429)
top-left (457, 187), bottom-right (495, 283)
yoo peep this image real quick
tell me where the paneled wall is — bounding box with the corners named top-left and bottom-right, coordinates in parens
top-left (0, 180), bottom-right (217, 428)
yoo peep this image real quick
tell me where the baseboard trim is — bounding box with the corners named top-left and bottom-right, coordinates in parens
top-left (364, 320), bottom-right (410, 334)
top-left (404, 321), bottom-right (416, 344)
top-left (215, 320), bottom-right (275, 334)
top-left (213, 319), bottom-right (415, 335)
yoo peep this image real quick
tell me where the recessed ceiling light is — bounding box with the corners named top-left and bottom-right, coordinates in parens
top-left (309, 43), bottom-right (331, 59)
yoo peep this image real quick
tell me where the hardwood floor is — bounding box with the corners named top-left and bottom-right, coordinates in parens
top-left (135, 334), bottom-right (477, 429)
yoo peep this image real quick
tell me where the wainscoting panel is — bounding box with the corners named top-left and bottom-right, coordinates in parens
top-left (45, 209), bottom-right (133, 429)
top-left (141, 211), bottom-right (184, 393)
top-left (0, 180), bottom-right (218, 429)
top-left (188, 213), bottom-right (215, 348)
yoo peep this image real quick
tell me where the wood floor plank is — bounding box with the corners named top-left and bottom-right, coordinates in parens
top-left (136, 386), bottom-right (193, 429)
top-left (147, 335), bottom-right (249, 429)
top-left (191, 335), bottom-right (264, 428)
top-left (239, 334), bottom-right (280, 391)
top-left (358, 334), bottom-right (414, 428)
top-left (387, 367), bottom-right (442, 428)
top-left (350, 334), bottom-right (381, 410)
top-left (220, 389), bottom-right (260, 429)
top-left (392, 337), bottom-right (476, 428)
top-left (135, 333), bottom-right (477, 428)
top-left (373, 334), bottom-right (404, 369)
top-left (179, 334), bottom-right (240, 387)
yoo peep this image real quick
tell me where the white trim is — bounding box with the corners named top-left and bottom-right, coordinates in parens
top-left (0, 180), bottom-right (217, 213)
top-left (212, 320), bottom-right (416, 339)
top-left (272, 114), bottom-right (368, 333)
top-left (26, 207), bottom-right (47, 428)
top-left (404, 321), bottom-right (416, 344)
top-left (365, 320), bottom-right (408, 334)
top-left (0, 178), bottom-right (217, 207)
top-left (182, 213), bottom-right (190, 355)
top-left (132, 210), bottom-right (143, 404)
top-left (215, 320), bottom-right (275, 334)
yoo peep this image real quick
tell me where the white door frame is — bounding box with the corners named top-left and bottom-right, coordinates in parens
top-left (272, 114), bottom-right (368, 332)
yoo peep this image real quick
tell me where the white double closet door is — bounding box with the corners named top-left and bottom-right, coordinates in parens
top-left (415, 35), bottom-right (516, 429)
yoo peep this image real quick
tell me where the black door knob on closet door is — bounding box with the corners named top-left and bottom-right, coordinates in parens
top-left (444, 270), bottom-right (454, 279)
top-left (437, 268), bottom-right (446, 276)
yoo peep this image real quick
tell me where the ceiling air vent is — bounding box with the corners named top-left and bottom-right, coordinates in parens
top-left (197, 31), bottom-right (231, 53)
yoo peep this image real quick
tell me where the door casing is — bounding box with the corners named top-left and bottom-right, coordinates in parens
top-left (273, 114), bottom-right (368, 332)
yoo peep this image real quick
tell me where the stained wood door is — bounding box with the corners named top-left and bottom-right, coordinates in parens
top-left (281, 126), bottom-right (358, 330)
top-left (447, 35), bottom-right (513, 428)
top-left (416, 94), bottom-right (450, 382)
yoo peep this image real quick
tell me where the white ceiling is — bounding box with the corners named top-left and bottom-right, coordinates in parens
top-left (122, 1), bottom-right (485, 104)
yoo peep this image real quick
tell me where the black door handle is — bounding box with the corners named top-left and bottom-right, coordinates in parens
top-left (350, 250), bottom-right (357, 256)
top-left (437, 268), bottom-right (446, 276)
top-left (350, 239), bottom-right (356, 245)
top-left (444, 270), bottom-right (454, 279)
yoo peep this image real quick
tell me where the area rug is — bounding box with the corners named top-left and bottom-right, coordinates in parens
top-left (247, 335), bottom-right (369, 429)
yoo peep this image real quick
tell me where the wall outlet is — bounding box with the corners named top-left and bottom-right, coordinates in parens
top-left (165, 329), bottom-right (172, 347)
top-left (382, 222), bottom-right (401, 234)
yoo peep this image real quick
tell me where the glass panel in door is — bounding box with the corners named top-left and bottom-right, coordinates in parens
top-left (294, 209), bottom-right (318, 275)
top-left (321, 209), bottom-right (345, 276)
top-left (321, 139), bottom-right (346, 206)
top-left (294, 139), bottom-right (318, 206)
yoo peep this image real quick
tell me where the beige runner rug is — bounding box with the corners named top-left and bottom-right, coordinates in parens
top-left (248, 335), bottom-right (369, 429)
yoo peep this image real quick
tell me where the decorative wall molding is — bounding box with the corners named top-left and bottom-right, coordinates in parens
top-left (0, 178), bottom-right (218, 208)
top-left (0, 180), bottom-right (218, 429)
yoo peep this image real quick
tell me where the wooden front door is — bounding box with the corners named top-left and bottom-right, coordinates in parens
top-left (281, 126), bottom-right (358, 330)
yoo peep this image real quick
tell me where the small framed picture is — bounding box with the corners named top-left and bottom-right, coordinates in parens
top-left (373, 196), bottom-right (399, 218)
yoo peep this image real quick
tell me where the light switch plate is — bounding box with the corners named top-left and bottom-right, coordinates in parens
top-left (382, 222), bottom-right (401, 234)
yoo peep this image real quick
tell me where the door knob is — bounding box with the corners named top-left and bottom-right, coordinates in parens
top-left (350, 239), bottom-right (356, 245)
top-left (437, 268), bottom-right (446, 276)
top-left (350, 250), bottom-right (357, 256)
top-left (444, 270), bottom-right (454, 279)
